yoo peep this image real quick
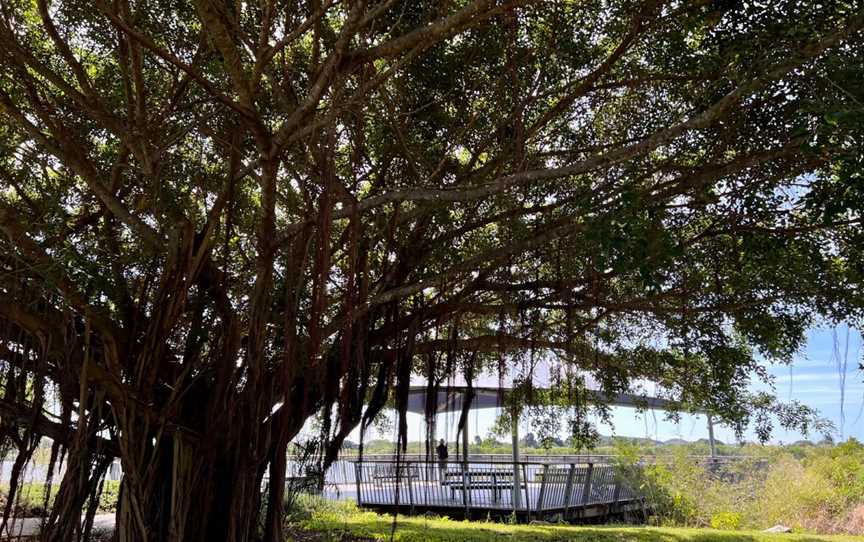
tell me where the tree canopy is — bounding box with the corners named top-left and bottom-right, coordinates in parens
top-left (0, 1), bottom-right (862, 540)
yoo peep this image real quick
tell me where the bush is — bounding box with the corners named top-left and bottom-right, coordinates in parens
top-left (710, 512), bottom-right (741, 530)
top-left (0, 482), bottom-right (57, 516)
top-left (807, 440), bottom-right (864, 505)
top-left (287, 493), bottom-right (358, 523)
top-left (755, 440), bottom-right (864, 534)
top-left (98, 480), bottom-right (120, 513)
top-left (622, 439), bottom-right (864, 535)
top-left (0, 480), bottom-right (120, 517)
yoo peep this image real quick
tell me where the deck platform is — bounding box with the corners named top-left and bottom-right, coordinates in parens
top-left (350, 460), bottom-right (643, 521)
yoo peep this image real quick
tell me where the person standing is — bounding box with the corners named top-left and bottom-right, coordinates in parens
top-left (435, 439), bottom-right (449, 481)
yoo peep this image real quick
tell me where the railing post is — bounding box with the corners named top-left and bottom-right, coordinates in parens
top-left (407, 461), bottom-right (415, 515)
top-left (563, 464), bottom-right (576, 518)
top-left (491, 471), bottom-right (498, 503)
top-left (512, 459), bottom-right (522, 512)
top-left (522, 463), bottom-right (530, 521)
top-left (354, 461), bottom-right (363, 506)
top-left (461, 461), bottom-right (469, 515)
top-left (581, 462), bottom-right (594, 505)
top-left (536, 464), bottom-right (549, 515)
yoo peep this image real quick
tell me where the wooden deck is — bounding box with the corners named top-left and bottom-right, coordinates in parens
top-left (351, 461), bottom-right (643, 521)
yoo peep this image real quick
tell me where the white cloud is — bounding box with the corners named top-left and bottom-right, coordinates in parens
top-left (786, 385), bottom-right (864, 395)
top-left (773, 373), bottom-right (850, 384)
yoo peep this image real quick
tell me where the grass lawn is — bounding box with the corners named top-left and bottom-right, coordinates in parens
top-left (296, 502), bottom-right (861, 542)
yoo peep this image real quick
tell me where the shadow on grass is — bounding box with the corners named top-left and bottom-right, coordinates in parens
top-left (300, 511), bottom-right (854, 542)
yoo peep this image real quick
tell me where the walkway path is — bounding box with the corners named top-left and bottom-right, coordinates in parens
top-left (1, 514), bottom-right (114, 539)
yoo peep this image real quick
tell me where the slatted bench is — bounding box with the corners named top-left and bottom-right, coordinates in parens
top-left (442, 468), bottom-right (525, 502)
top-left (371, 463), bottom-right (419, 484)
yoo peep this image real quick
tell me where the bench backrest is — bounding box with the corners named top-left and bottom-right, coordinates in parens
top-left (443, 469), bottom-right (514, 481)
top-left (373, 464), bottom-right (418, 476)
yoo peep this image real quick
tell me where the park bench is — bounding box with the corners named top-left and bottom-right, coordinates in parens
top-left (442, 468), bottom-right (526, 502)
top-left (371, 463), bottom-right (419, 484)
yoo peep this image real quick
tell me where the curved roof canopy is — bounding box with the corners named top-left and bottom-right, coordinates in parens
top-left (405, 386), bottom-right (699, 415)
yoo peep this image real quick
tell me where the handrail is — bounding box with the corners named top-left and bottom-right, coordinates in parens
top-left (334, 452), bottom-right (754, 463)
top-left (283, 453), bottom-right (764, 487)
top-left (349, 458), bottom-right (603, 466)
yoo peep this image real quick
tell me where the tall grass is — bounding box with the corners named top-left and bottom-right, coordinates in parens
top-left (614, 439), bottom-right (864, 535)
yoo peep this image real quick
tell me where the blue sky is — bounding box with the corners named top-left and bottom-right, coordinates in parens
top-left (354, 325), bottom-right (863, 446)
top-left (743, 325), bottom-right (863, 443)
top-left (597, 324), bottom-right (863, 445)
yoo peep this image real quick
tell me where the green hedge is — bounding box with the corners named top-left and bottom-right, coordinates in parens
top-left (0, 480), bottom-right (120, 517)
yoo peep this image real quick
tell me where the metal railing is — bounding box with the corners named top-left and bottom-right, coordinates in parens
top-left (335, 452), bottom-right (755, 465)
top-left (337, 453), bottom-right (623, 464)
top-left (282, 454), bottom-right (760, 503)
top-left (351, 460), bottom-right (640, 517)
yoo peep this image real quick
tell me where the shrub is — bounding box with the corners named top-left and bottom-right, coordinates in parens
top-left (98, 480), bottom-right (121, 513)
top-left (752, 442), bottom-right (864, 534)
top-left (710, 512), bottom-right (741, 530)
top-left (806, 439), bottom-right (864, 505)
top-left (285, 492), bottom-right (355, 522)
top-left (0, 480), bottom-right (120, 517)
top-left (624, 440), bottom-right (864, 535)
top-left (0, 482), bottom-right (57, 516)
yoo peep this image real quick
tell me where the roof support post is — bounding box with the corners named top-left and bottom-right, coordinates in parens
top-left (563, 463), bottom-right (576, 519)
top-left (462, 410), bottom-right (469, 464)
top-left (581, 462), bottom-right (594, 506)
top-left (511, 407), bottom-right (522, 510)
top-left (707, 414), bottom-right (717, 458)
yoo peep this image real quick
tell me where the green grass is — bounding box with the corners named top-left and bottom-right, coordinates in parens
top-left (295, 500), bottom-right (861, 542)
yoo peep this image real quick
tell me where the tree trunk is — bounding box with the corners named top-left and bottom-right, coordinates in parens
top-left (112, 431), bottom-right (267, 542)
top-left (42, 450), bottom-right (112, 542)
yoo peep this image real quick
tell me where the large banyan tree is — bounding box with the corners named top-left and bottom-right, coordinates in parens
top-left (1, 0), bottom-right (863, 540)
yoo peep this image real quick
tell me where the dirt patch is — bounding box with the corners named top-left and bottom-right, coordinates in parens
top-left (840, 504), bottom-right (864, 535)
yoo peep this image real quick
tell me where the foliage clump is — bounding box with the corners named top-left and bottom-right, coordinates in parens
top-left (617, 439), bottom-right (864, 535)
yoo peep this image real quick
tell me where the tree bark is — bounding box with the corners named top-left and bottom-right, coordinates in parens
top-left (110, 430), bottom-right (272, 542)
